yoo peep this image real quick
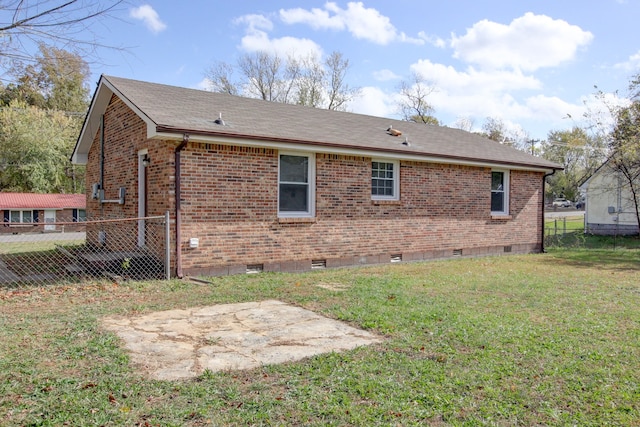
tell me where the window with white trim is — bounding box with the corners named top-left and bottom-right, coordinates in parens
top-left (372, 160), bottom-right (399, 200)
top-left (9, 210), bottom-right (34, 223)
top-left (491, 170), bottom-right (509, 215)
top-left (278, 153), bottom-right (315, 217)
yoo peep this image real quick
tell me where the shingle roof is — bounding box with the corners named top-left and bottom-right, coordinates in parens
top-left (0, 193), bottom-right (85, 209)
top-left (74, 74), bottom-right (562, 171)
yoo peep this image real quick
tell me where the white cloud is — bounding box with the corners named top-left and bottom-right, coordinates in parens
top-left (234, 14), bottom-right (274, 32)
top-left (451, 12), bottom-right (593, 72)
top-left (577, 92), bottom-right (631, 133)
top-left (373, 69), bottom-right (401, 81)
top-left (240, 32), bottom-right (323, 59)
top-left (234, 14), bottom-right (322, 60)
top-left (411, 59), bottom-right (541, 95)
top-left (195, 78), bottom-right (212, 91)
top-left (405, 58), bottom-right (589, 135)
top-left (279, 2), bottom-right (423, 45)
top-left (347, 86), bottom-right (397, 117)
top-left (417, 31), bottom-right (446, 48)
top-left (613, 50), bottom-right (640, 72)
top-left (130, 5), bottom-right (166, 34)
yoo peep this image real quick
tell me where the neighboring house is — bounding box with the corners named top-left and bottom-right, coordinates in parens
top-left (0, 193), bottom-right (86, 234)
top-left (579, 160), bottom-right (639, 235)
top-left (72, 75), bottom-right (562, 277)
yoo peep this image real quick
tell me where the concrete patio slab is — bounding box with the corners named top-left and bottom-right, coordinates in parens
top-left (102, 299), bottom-right (381, 380)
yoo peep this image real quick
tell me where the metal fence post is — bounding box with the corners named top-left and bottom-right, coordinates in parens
top-left (165, 210), bottom-right (171, 280)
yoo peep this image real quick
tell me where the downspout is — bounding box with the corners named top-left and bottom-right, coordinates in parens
top-left (541, 169), bottom-right (556, 253)
top-left (100, 114), bottom-right (105, 217)
top-left (174, 134), bottom-right (189, 278)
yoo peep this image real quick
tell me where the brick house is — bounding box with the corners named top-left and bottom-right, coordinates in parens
top-left (72, 75), bottom-right (562, 277)
top-left (0, 193), bottom-right (86, 234)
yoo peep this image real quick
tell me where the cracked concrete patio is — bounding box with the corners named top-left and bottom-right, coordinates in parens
top-left (102, 299), bottom-right (382, 380)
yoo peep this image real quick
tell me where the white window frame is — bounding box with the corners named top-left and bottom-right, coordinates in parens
top-left (491, 169), bottom-right (510, 215)
top-left (10, 210), bottom-right (33, 223)
top-left (371, 159), bottom-right (400, 201)
top-left (278, 152), bottom-right (315, 218)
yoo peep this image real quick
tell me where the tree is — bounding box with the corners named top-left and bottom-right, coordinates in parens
top-left (237, 51), bottom-right (294, 103)
top-left (479, 117), bottom-right (510, 144)
top-left (543, 127), bottom-right (600, 202)
top-left (324, 51), bottom-right (358, 112)
top-left (293, 54), bottom-right (325, 108)
top-left (205, 50), bottom-right (359, 111)
top-left (0, 72), bottom-right (46, 108)
top-left (0, 100), bottom-right (84, 193)
top-left (0, 45), bottom-right (89, 193)
top-left (477, 117), bottom-right (534, 153)
top-left (452, 116), bottom-right (475, 132)
top-left (205, 61), bottom-right (239, 96)
top-left (1, 44), bottom-right (90, 112)
top-left (0, 0), bottom-right (125, 65)
top-left (396, 72), bottom-right (439, 124)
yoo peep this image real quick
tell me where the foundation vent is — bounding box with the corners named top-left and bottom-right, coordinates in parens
top-left (452, 249), bottom-right (463, 257)
top-left (390, 254), bottom-right (402, 263)
top-left (311, 259), bottom-right (327, 269)
top-left (504, 245), bottom-right (512, 253)
top-left (246, 264), bottom-right (264, 274)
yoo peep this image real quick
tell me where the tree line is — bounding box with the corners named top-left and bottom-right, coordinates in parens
top-left (0, 44), bottom-right (89, 193)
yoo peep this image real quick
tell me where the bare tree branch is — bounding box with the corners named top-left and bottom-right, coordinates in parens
top-left (0, 0), bottom-right (127, 65)
top-left (204, 50), bottom-right (360, 111)
top-left (397, 72), bottom-right (438, 124)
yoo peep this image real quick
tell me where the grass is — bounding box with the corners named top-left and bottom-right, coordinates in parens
top-left (0, 240), bottom-right (85, 255)
top-left (545, 215), bottom-right (585, 232)
top-left (1, 247), bottom-right (640, 426)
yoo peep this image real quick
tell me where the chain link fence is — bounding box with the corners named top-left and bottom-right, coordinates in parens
top-left (544, 215), bottom-right (640, 249)
top-left (0, 214), bottom-right (169, 289)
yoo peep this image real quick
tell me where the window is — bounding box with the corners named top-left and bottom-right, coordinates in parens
top-left (73, 209), bottom-right (86, 222)
top-left (9, 210), bottom-right (35, 223)
top-left (372, 160), bottom-right (399, 200)
top-left (491, 170), bottom-right (509, 215)
top-left (278, 153), bottom-right (315, 217)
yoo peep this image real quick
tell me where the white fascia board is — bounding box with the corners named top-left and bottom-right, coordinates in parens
top-left (153, 131), bottom-right (556, 173)
top-left (72, 83), bottom-right (112, 164)
top-left (72, 77), bottom-right (157, 165)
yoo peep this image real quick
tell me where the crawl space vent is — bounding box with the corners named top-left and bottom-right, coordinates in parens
top-left (246, 264), bottom-right (264, 274)
top-left (311, 259), bottom-right (327, 269)
top-left (452, 249), bottom-right (463, 257)
top-left (390, 254), bottom-right (402, 263)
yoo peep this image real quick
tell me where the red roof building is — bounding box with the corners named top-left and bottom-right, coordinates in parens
top-left (0, 193), bottom-right (85, 210)
top-left (1, 193), bottom-right (86, 232)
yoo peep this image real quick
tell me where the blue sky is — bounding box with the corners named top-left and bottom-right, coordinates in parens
top-left (87, 1), bottom-right (640, 140)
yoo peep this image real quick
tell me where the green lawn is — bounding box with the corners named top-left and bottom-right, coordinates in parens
top-left (545, 215), bottom-right (585, 232)
top-left (1, 248), bottom-right (639, 426)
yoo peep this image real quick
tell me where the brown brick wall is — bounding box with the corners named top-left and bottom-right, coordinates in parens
top-left (177, 144), bottom-right (544, 276)
top-left (86, 98), bottom-right (545, 277)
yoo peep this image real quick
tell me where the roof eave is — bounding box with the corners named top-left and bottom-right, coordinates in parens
top-left (153, 125), bottom-right (562, 173)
